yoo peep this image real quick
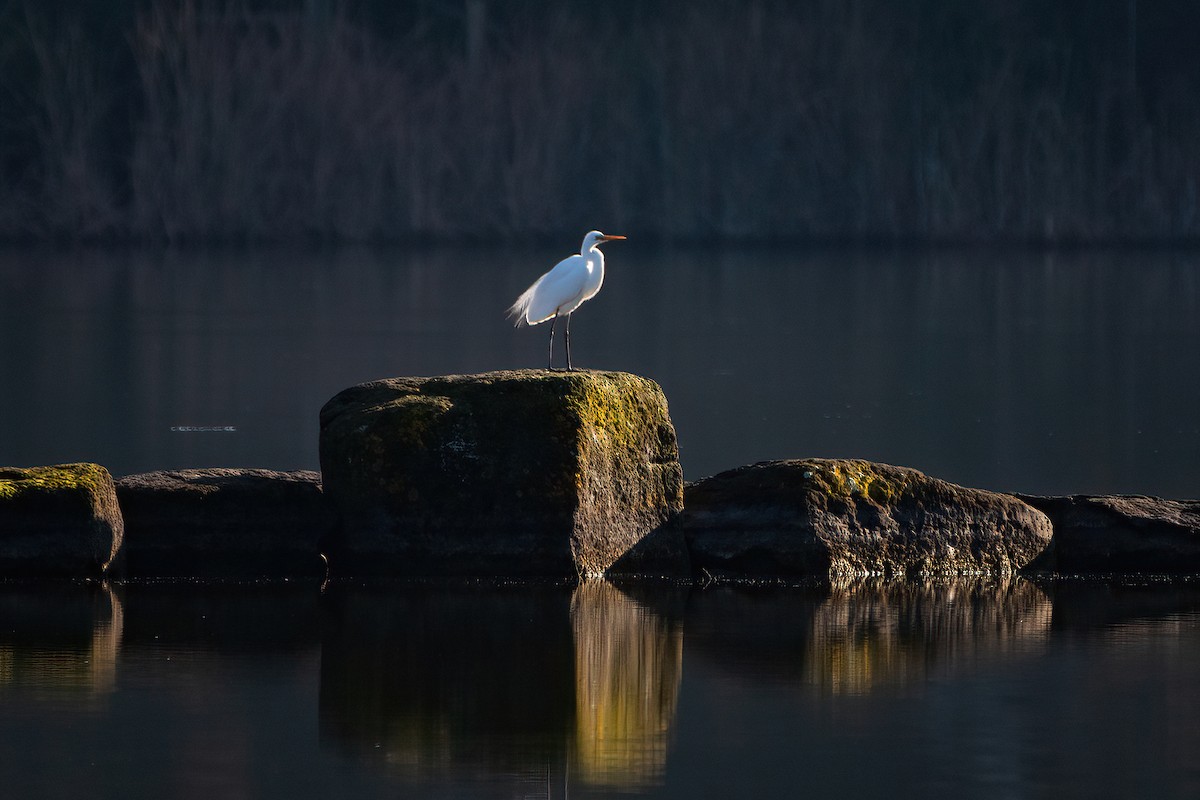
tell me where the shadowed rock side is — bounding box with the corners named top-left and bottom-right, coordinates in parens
top-left (115, 469), bottom-right (333, 578)
top-left (684, 459), bottom-right (1052, 580)
top-left (318, 370), bottom-right (688, 578)
top-left (0, 463), bottom-right (123, 577)
top-left (1018, 494), bottom-right (1200, 574)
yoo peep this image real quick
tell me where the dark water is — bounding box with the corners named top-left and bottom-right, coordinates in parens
top-left (1, 579), bottom-right (1199, 798)
top-left (2, 246), bottom-right (1200, 796)
top-left (1, 245), bottom-right (1198, 494)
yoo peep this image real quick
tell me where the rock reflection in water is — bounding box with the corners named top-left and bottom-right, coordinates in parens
top-left (570, 581), bottom-right (684, 790)
top-left (318, 584), bottom-right (575, 778)
top-left (688, 578), bottom-right (1051, 695)
top-left (0, 583), bottom-right (123, 699)
top-left (807, 578), bottom-right (1051, 694)
top-left (318, 581), bottom-right (684, 793)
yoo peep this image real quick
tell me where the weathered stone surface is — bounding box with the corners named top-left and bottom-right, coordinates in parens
top-left (683, 459), bottom-right (1052, 580)
top-left (115, 468), bottom-right (333, 578)
top-left (318, 370), bottom-right (687, 578)
top-left (0, 463), bottom-right (123, 577)
top-left (1017, 494), bottom-right (1200, 574)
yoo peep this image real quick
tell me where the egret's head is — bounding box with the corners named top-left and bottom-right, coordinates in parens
top-left (583, 230), bottom-right (626, 249)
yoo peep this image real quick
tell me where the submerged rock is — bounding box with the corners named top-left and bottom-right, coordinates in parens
top-left (683, 459), bottom-right (1052, 580)
top-left (1018, 494), bottom-right (1200, 574)
top-left (318, 370), bottom-right (687, 578)
top-left (0, 463), bottom-right (124, 577)
top-left (115, 468), bottom-right (333, 578)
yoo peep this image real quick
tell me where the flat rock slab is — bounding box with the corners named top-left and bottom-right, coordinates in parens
top-left (318, 370), bottom-right (687, 578)
top-left (684, 459), bottom-right (1052, 580)
top-left (1018, 494), bottom-right (1200, 574)
top-left (0, 463), bottom-right (124, 577)
top-left (115, 469), bottom-right (333, 578)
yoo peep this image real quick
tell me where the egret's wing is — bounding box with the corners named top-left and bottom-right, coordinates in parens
top-left (511, 254), bottom-right (587, 325)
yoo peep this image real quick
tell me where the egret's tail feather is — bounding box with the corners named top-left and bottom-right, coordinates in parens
top-left (507, 280), bottom-right (540, 327)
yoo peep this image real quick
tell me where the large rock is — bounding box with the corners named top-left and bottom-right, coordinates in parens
top-left (114, 468), bottom-right (333, 578)
top-left (1018, 494), bottom-right (1200, 574)
top-left (0, 463), bottom-right (124, 577)
top-left (318, 370), bottom-right (687, 578)
top-left (684, 459), bottom-right (1052, 580)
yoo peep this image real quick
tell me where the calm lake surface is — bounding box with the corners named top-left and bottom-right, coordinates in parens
top-left (2, 245), bottom-right (1199, 796)
top-left (1, 579), bottom-right (1199, 798)
top-left (1, 244), bottom-right (1198, 493)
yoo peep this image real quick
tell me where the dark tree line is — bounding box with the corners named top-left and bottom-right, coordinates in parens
top-left (2, 0), bottom-right (1198, 242)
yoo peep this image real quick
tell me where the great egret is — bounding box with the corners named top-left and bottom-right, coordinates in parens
top-left (508, 230), bottom-right (626, 370)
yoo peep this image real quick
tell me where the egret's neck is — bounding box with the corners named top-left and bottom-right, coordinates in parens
top-left (584, 246), bottom-right (605, 272)
top-left (579, 247), bottom-right (606, 297)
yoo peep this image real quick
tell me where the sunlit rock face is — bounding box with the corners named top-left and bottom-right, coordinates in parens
top-left (684, 459), bottom-right (1053, 580)
top-left (1019, 494), bottom-right (1200, 574)
top-left (318, 370), bottom-right (687, 578)
top-left (114, 469), bottom-right (333, 579)
top-left (0, 463), bottom-right (123, 577)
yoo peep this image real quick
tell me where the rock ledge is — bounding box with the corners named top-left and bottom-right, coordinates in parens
top-left (115, 468), bottom-right (333, 578)
top-left (1018, 494), bottom-right (1200, 574)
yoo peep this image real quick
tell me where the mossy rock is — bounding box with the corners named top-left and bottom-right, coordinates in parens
top-left (318, 370), bottom-right (687, 578)
top-left (0, 463), bottom-right (124, 577)
top-left (683, 459), bottom-right (1052, 580)
top-left (115, 469), bottom-right (334, 579)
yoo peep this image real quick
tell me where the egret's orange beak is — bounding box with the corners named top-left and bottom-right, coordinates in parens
top-left (600, 234), bottom-right (626, 242)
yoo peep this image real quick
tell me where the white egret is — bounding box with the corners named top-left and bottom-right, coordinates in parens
top-left (508, 230), bottom-right (626, 370)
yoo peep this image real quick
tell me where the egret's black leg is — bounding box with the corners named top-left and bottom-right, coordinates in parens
top-left (547, 313), bottom-right (557, 370)
top-left (565, 313), bottom-right (573, 371)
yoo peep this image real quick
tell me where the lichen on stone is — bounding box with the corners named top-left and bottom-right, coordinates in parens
top-left (0, 463), bottom-right (111, 499)
top-left (801, 459), bottom-right (916, 506)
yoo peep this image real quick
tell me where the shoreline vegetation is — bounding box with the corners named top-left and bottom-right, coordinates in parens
top-left (2, 1), bottom-right (1199, 244)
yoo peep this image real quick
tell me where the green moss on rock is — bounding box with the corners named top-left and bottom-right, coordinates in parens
top-left (0, 463), bottom-right (112, 500)
top-left (0, 463), bottom-right (124, 577)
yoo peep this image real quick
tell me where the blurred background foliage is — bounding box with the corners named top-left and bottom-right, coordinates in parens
top-left (1, 0), bottom-right (1197, 243)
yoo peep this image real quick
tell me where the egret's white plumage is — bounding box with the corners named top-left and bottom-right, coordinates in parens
top-left (508, 230), bottom-right (625, 370)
